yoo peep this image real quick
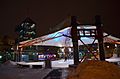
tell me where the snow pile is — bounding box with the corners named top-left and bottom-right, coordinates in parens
top-left (67, 60), bottom-right (120, 79)
top-left (2, 60), bottom-right (17, 67)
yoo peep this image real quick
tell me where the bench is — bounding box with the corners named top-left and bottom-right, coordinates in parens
top-left (17, 63), bottom-right (29, 68)
top-left (17, 62), bottom-right (43, 68)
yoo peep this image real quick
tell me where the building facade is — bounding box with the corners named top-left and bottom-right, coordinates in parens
top-left (15, 17), bottom-right (37, 42)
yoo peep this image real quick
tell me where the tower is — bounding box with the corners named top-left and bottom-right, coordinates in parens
top-left (15, 17), bottom-right (37, 42)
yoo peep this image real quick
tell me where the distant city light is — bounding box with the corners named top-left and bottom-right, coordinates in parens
top-left (115, 44), bottom-right (117, 47)
top-left (0, 56), bottom-right (2, 59)
top-left (11, 47), bottom-right (14, 50)
top-left (107, 46), bottom-right (110, 48)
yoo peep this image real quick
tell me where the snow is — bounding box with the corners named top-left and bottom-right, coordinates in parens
top-left (17, 59), bottom-right (74, 68)
top-left (67, 60), bottom-right (120, 79)
top-left (106, 58), bottom-right (120, 63)
top-left (1, 58), bottom-right (120, 79)
top-left (16, 58), bottom-right (120, 68)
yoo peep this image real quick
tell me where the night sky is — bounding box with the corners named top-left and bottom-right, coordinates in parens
top-left (0, 0), bottom-right (120, 38)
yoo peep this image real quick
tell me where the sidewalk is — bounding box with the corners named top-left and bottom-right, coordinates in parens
top-left (0, 61), bottom-right (52, 79)
top-left (0, 60), bottom-right (70, 79)
top-left (43, 68), bottom-right (69, 79)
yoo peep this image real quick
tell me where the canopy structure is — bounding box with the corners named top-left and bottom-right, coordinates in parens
top-left (19, 25), bottom-right (120, 47)
top-left (33, 27), bottom-right (98, 47)
top-left (19, 16), bottom-right (120, 47)
top-left (103, 34), bottom-right (120, 43)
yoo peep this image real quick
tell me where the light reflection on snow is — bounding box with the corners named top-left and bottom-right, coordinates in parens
top-left (17, 58), bottom-right (120, 68)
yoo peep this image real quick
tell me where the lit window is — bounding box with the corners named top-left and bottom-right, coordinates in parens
top-left (20, 30), bottom-right (23, 32)
top-left (20, 35), bottom-right (23, 38)
top-left (21, 23), bottom-right (24, 26)
top-left (31, 24), bottom-right (35, 28)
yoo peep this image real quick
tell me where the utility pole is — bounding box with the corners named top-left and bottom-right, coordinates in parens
top-left (95, 15), bottom-right (105, 61)
top-left (71, 16), bottom-right (79, 65)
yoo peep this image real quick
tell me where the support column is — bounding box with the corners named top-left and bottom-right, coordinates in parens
top-left (95, 15), bottom-right (105, 61)
top-left (71, 16), bottom-right (79, 65)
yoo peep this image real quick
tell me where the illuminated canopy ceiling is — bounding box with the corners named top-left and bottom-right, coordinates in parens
top-left (19, 26), bottom-right (120, 47)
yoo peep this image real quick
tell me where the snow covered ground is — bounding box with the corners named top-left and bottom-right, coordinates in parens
top-left (0, 59), bottom-right (73, 79)
top-left (16, 58), bottom-right (120, 68)
top-left (17, 59), bottom-right (74, 68)
top-left (0, 58), bottom-right (120, 79)
top-left (0, 63), bottom-right (51, 79)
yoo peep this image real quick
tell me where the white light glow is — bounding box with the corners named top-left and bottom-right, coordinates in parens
top-left (61, 48), bottom-right (64, 52)
top-left (31, 24), bottom-right (35, 28)
top-left (68, 48), bottom-right (71, 52)
top-left (0, 56), bottom-right (2, 59)
top-left (58, 44), bottom-right (63, 47)
top-left (107, 46), bottom-right (109, 48)
top-left (115, 44), bottom-right (117, 47)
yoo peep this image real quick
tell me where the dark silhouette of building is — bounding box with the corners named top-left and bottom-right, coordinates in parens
top-left (0, 35), bottom-right (15, 63)
top-left (15, 17), bottom-right (37, 42)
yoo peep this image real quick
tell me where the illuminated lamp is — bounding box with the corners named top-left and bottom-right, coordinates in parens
top-left (107, 46), bottom-right (109, 48)
top-left (0, 56), bottom-right (2, 59)
top-left (115, 44), bottom-right (117, 47)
